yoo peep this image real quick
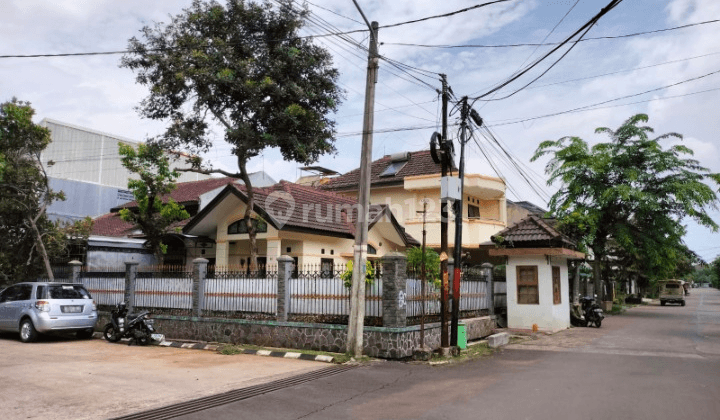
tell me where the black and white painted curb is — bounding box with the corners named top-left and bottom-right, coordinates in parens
top-left (93, 333), bottom-right (334, 363)
top-left (158, 341), bottom-right (335, 363)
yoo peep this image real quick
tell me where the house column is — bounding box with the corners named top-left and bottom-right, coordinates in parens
top-left (382, 252), bottom-right (408, 328)
top-left (215, 240), bottom-right (229, 267)
top-left (266, 237), bottom-right (282, 267)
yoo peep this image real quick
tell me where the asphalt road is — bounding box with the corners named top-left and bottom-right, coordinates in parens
top-left (171, 288), bottom-right (720, 420)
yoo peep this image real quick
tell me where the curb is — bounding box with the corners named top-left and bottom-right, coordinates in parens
top-left (92, 333), bottom-right (335, 363)
top-left (158, 341), bottom-right (335, 363)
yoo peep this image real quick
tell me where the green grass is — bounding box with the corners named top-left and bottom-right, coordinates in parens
top-left (429, 342), bottom-right (496, 365)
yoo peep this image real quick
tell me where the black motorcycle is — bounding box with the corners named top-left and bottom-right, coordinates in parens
top-left (570, 295), bottom-right (605, 328)
top-left (103, 302), bottom-right (157, 345)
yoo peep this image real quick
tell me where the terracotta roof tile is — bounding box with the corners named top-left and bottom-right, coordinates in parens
top-left (321, 150), bottom-right (453, 191)
top-left (188, 181), bottom-right (419, 246)
top-left (113, 177), bottom-right (238, 210)
top-left (491, 215), bottom-right (575, 248)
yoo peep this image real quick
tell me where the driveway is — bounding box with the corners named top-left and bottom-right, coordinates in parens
top-left (0, 335), bottom-right (326, 420)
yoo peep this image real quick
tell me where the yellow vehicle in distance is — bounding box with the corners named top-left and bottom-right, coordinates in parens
top-left (658, 279), bottom-right (686, 307)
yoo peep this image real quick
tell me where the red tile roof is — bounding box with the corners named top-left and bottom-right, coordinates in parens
top-left (113, 177), bottom-right (238, 210)
top-left (321, 150), bottom-right (453, 191)
top-left (491, 215), bottom-right (576, 249)
top-left (91, 213), bottom-right (135, 237)
top-left (186, 181), bottom-right (419, 246)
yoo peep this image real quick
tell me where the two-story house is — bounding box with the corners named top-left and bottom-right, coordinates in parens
top-left (320, 150), bottom-right (508, 264)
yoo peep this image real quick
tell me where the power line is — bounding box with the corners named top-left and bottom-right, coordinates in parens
top-left (470, 0), bottom-right (625, 102)
top-left (380, 0), bottom-right (514, 30)
top-left (383, 19), bottom-right (720, 49)
top-left (488, 85), bottom-right (720, 128)
top-left (0, 1), bottom-right (515, 59)
top-left (476, 0), bottom-right (580, 110)
top-left (526, 51), bottom-right (720, 90)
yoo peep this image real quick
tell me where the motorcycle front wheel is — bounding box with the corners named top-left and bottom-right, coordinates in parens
top-left (594, 319), bottom-right (602, 328)
top-left (103, 323), bottom-right (121, 342)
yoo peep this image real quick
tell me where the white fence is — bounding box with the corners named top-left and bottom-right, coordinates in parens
top-left (134, 277), bottom-right (193, 309)
top-left (203, 278), bottom-right (277, 314)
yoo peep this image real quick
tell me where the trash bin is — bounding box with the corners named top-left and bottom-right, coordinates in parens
top-left (457, 322), bottom-right (467, 349)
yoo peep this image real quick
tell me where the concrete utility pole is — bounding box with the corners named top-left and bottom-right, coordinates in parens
top-left (439, 75), bottom-right (450, 349)
top-left (451, 97), bottom-right (470, 347)
top-left (347, 0), bottom-right (379, 358)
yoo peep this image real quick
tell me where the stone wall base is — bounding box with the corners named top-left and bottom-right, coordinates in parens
top-left (97, 313), bottom-right (496, 359)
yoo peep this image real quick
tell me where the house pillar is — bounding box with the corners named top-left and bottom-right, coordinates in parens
top-left (215, 240), bottom-right (229, 267)
top-left (482, 262), bottom-right (494, 316)
top-left (276, 255), bottom-right (293, 322)
top-left (382, 252), bottom-right (408, 328)
top-left (266, 238), bottom-right (282, 267)
top-left (69, 260), bottom-right (82, 283)
top-left (192, 258), bottom-right (208, 318)
top-left (124, 261), bottom-right (139, 311)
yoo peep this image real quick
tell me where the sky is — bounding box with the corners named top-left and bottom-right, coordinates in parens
top-left (2, 0), bottom-right (719, 262)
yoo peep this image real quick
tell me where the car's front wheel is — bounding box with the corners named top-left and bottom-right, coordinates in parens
top-left (19, 319), bottom-right (38, 343)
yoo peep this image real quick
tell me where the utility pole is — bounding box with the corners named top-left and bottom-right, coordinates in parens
top-left (439, 74), bottom-right (450, 350)
top-left (451, 97), bottom-right (470, 347)
top-left (418, 200), bottom-right (428, 349)
top-left (347, 0), bottom-right (379, 358)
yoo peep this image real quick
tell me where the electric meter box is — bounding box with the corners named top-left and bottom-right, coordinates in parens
top-left (441, 176), bottom-right (461, 201)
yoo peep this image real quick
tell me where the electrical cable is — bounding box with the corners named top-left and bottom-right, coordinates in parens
top-left (470, 0), bottom-right (625, 103)
top-left (0, 1), bottom-right (516, 59)
top-left (383, 19), bottom-right (720, 49)
top-left (487, 69), bottom-right (720, 127)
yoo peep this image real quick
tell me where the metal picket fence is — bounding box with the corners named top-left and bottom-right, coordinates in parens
top-left (79, 267), bottom-right (125, 306)
top-left (203, 266), bottom-right (278, 314)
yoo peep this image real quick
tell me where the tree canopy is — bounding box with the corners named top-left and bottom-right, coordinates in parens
top-left (0, 99), bottom-right (63, 282)
top-left (533, 114), bottom-right (720, 297)
top-left (121, 0), bottom-right (343, 268)
top-left (118, 143), bottom-right (190, 264)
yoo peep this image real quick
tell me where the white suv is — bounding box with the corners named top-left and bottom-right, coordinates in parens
top-left (0, 282), bottom-right (98, 342)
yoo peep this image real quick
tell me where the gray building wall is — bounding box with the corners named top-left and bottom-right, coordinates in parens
top-left (47, 177), bottom-right (134, 222)
top-left (40, 119), bottom-right (210, 188)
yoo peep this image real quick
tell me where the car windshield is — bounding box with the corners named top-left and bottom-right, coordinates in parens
top-left (45, 285), bottom-right (91, 299)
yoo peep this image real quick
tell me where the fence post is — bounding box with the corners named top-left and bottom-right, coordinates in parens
top-left (193, 258), bottom-right (208, 318)
top-left (382, 252), bottom-right (408, 328)
top-left (69, 260), bottom-right (82, 283)
top-left (276, 255), bottom-right (293, 322)
top-left (124, 262), bottom-right (139, 311)
top-left (482, 262), bottom-right (494, 316)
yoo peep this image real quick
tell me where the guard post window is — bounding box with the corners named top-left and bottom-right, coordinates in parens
top-left (516, 266), bottom-right (539, 304)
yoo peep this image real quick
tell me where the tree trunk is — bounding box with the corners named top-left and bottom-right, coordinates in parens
top-left (593, 256), bottom-right (603, 302)
top-left (27, 216), bottom-right (53, 281)
top-left (238, 159), bottom-right (258, 272)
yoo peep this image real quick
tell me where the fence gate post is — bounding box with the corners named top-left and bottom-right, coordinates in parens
top-left (276, 255), bottom-right (293, 322)
top-left (482, 262), bottom-right (494, 316)
top-left (382, 252), bottom-right (408, 328)
top-left (193, 258), bottom-right (208, 318)
top-left (124, 262), bottom-right (139, 311)
top-left (69, 260), bottom-right (82, 283)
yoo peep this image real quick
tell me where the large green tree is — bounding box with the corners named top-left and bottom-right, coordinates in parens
top-left (118, 143), bottom-right (190, 265)
top-left (0, 99), bottom-right (62, 282)
top-left (121, 0), bottom-right (343, 269)
top-left (533, 114), bottom-right (720, 299)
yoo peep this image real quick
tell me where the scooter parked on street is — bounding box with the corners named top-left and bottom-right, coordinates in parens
top-left (103, 302), bottom-right (160, 345)
top-left (570, 294), bottom-right (605, 328)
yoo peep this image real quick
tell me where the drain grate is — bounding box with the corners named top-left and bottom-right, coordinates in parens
top-left (111, 364), bottom-right (357, 420)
